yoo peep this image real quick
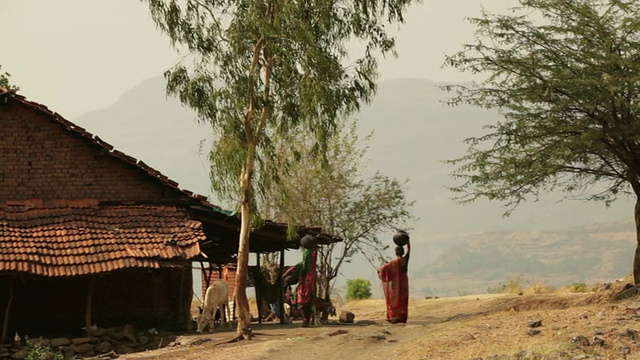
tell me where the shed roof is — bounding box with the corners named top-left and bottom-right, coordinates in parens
top-left (0, 199), bottom-right (204, 277)
top-left (190, 205), bottom-right (342, 260)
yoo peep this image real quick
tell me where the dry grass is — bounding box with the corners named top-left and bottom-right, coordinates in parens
top-left (133, 279), bottom-right (640, 360)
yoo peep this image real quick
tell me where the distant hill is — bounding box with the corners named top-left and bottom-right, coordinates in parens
top-left (414, 219), bottom-right (636, 297)
top-left (72, 76), bottom-right (637, 296)
top-left (74, 76), bottom-right (212, 199)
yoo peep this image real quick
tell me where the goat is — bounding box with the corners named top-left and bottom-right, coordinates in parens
top-left (197, 267), bottom-right (232, 332)
top-left (311, 297), bottom-right (337, 325)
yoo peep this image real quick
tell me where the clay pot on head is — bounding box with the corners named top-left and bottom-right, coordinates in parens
top-left (393, 230), bottom-right (410, 246)
top-left (300, 234), bottom-right (319, 249)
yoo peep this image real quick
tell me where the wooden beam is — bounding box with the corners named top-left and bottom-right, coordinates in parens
top-left (278, 249), bottom-right (286, 324)
top-left (85, 277), bottom-right (96, 336)
top-left (202, 261), bottom-right (214, 288)
top-left (178, 267), bottom-right (188, 330)
top-left (255, 253), bottom-right (262, 324)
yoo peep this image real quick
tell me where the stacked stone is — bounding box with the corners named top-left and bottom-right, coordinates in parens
top-left (1, 324), bottom-right (175, 359)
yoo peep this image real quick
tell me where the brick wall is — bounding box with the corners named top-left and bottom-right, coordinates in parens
top-left (0, 103), bottom-right (183, 201)
top-left (201, 265), bottom-right (237, 299)
top-left (0, 99), bottom-right (195, 335)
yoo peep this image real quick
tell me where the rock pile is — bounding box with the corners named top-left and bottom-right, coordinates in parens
top-left (0, 324), bottom-right (177, 359)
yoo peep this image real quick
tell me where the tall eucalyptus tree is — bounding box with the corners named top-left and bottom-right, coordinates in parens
top-left (145, 0), bottom-right (417, 338)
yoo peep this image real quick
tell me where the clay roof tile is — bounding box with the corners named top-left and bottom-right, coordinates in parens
top-left (0, 204), bottom-right (204, 277)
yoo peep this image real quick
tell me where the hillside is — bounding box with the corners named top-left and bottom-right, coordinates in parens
top-left (73, 76), bottom-right (211, 198)
top-left (415, 219), bottom-right (636, 297)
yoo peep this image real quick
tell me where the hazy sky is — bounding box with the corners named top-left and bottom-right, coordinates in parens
top-left (1, 0), bottom-right (517, 119)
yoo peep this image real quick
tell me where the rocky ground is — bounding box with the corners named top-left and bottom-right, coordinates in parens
top-left (5, 280), bottom-right (640, 359)
top-left (0, 323), bottom-right (176, 359)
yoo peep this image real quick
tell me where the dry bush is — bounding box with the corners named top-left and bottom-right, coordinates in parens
top-left (557, 282), bottom-right (590, 293)
top-left (487, 277), bottom-right (523, 294)
top-left (523, 282), bottom-right (555, 295)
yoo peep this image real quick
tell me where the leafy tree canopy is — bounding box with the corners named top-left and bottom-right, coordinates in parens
top-left (262, 117), bottom-right (414, 298)
top-left (443, 0), bottom-right (640, 282)
top-left (146, 0), bottom-right (414, 209)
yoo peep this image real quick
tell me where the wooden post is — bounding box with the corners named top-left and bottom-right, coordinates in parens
top-left (1, 276), bottom-right (14, 345)
top-left (232, 295), bottom-right (236, 323)
top-left (178, 266), bottom-right (188, 329)
top-left (85, 277), bottom-right (96, 336)
top-left (278, 249), bottom-right (286, 324)
top-left (255, 253), bottom-right (262, 324)
top-left (202, 261), bottom-right (213, 288)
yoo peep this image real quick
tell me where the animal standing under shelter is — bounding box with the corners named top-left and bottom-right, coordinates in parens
top-left (197, 267), bottom-right (232, 332)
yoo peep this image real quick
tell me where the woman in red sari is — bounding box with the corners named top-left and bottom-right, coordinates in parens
top-left (296, 247), bottom-right (317, 327)
top-left (378, 240), bottom-right (410, 323)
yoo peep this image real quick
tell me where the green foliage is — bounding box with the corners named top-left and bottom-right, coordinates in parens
top-left (487, 277), bottom-right (523, 294)
top-left (568, 282), bottom-right (590, 293)
top-left (346, 278), bottom-right (372, 300)
top-left (0, 65), bottom-right (19, 91)
top-left (443, 0), bottom-right (640, 215)
top-left (261, 117), bottom-right (414, 298)
top-left (25, 339), bottom-right (63, 360)
top-left (145, 0), bottom-right (417, 211)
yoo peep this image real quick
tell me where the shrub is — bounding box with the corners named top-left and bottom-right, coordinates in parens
top-left (25, 338), bottom-right (63, 360)
top-left (524, 282), bottom-right (555, 295)
top-left (346, 278), bottom-right (372, 300)
top-left (567, 282), bottom-right (590, 293)
top-left (487, 277), bottom-right (523, 294)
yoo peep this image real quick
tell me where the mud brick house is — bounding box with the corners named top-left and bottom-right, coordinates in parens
top-left (0, 88), bottom-right (340, 341)
top-left (0, 88), bottom-right (220, 341)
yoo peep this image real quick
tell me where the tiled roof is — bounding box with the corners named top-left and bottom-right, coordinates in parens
top-left (0, 88), bottom-right (211, 206)
top-left (0, 199), bottom-right (204, 277)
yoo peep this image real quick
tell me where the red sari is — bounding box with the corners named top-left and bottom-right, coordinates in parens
top-left (297, 248), bottom-right (317, 307)
top-left (378, 257), bottom-right (409, 323)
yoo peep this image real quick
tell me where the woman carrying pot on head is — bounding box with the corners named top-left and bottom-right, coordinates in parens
top-left (378, 230), bottom-right (410, 324)
top-left (285, 234), bottom-right (318, 327)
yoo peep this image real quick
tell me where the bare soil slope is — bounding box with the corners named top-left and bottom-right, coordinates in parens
top-left (125, 282), bottom-right (640, 360)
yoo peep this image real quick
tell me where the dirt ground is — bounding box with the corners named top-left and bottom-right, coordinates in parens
top-left (123, 281), bottom-right (640, 360)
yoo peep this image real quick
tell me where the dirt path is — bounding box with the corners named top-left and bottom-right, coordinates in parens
top-left (123, 288), bottom-right (640, 360)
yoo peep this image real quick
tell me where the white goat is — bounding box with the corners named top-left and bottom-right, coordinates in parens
top-left (197, 267), bottom-right (232, 332)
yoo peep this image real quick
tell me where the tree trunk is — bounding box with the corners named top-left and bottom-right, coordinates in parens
top-left (325, 274), bottom-right (337, 300)
top-left (235, 162), bottom-right (254, 339)
top-left (634, 197), bottom-right (640, 285)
